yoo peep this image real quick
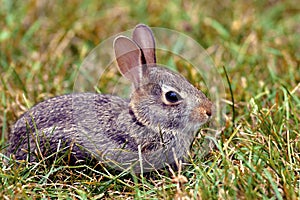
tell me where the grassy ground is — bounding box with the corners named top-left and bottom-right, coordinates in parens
top-left (1, 0), bottom-right (299, 199)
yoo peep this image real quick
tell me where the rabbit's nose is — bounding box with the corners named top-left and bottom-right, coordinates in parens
top-left (190, 100), bottom-right (213, 122)
top-left (204, 100), bottom-right (213, 117)
top-left (206, 108), bottom-right (212, 117)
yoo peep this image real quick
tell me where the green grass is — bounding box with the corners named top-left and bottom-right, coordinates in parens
top-left (1, 0), bottom-right (299, 199)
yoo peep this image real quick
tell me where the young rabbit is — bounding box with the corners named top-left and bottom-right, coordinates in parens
top-left (6, 24), bottom-right (213, 172)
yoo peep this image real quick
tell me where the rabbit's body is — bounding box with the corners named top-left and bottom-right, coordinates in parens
top-left (7, 25), bottom-right (212, 172)
top-left (8, 93), bottom-right (131, 162)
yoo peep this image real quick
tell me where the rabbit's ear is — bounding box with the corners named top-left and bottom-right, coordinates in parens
top-left (132, 24), bottom-right (156, 65)
top-left (114, 36), bottom-right (146, 87)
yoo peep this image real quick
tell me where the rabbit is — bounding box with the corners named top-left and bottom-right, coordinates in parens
top-left (6, 24), bottom-right (213, 172)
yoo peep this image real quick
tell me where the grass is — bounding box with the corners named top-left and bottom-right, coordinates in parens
top-left (1, 0), bottom-right (299, 199)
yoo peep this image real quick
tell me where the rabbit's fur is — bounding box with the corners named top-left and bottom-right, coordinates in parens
top-left (6, 24), bottom-right (212, 172)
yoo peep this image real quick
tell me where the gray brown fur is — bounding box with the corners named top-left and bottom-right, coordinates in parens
top-left (6, 24), bottom-right (212, 172)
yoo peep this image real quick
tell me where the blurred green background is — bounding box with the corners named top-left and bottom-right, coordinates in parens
top-left (0, 0), bottom-right (299, 199)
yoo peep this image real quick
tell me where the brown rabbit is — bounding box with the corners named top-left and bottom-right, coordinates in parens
top-left (6, 24), bottom-right (213, 172)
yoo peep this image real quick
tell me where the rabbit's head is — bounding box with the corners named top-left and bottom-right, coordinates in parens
top-left (114, 24), bottom-right (212, 135)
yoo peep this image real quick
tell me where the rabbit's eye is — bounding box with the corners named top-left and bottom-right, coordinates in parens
top-left (165, 91), bottom-right (182, 104)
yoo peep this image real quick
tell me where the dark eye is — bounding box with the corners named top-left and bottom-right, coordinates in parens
top-left (165, 91), bottom-right (182, 103)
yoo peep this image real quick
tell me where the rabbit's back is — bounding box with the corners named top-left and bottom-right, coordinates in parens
top-left (7, 93), bottom-right (135, 162)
